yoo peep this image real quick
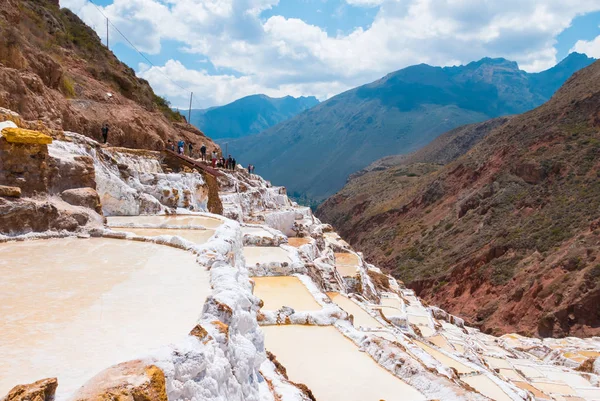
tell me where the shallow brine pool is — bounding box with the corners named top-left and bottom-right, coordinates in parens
top-left (114, 227), bottom-right (215, 244)
top-left (253, 276), bottom-right (321, 311)
top-left (0, 238), bottom-right (211, 398)
top-left (106, 214), bottom-right (223, 229)
top-left (262, 325), bottom-right (425, 401)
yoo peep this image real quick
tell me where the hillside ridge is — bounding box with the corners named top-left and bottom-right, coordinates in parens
top-left (228, 52), bottom-right (595, 204)
top-left (317, 58), bottom-right (600, 337)
top-left (190, 94), bottom-right (319, 142)
top-left (0, 0), bottom-right (218, 153)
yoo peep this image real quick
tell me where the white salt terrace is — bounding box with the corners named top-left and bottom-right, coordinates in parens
top-left (262, 325), bottom-right (426, 401)
top-left (106, 214), bottom-right (223, 229)
top-left (0, 238), bottom-right (211, 398)
top-left (461, 375), bottom-right (514, 401)
top-left (241, 226), bottom-right (274, 238)
top-left (243, 246), bottom-right (292, 266)
top-left (253, 276), bottom-right (321, 311)
top-left (327, 292), bottom-right (383, 329)
top-left (115, 227), bottom-right (216, 244)
top-left (334, 252), bottom-right (360, 277)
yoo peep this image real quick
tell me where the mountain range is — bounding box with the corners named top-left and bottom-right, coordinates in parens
top-left (189, 94), bottom-right (319, 143)
top-left (226, 53), bottom-right (595, 204)
top-left (317, 59), bottom-right (600, 337)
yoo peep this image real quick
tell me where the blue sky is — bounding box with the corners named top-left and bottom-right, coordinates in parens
top-left (62, 0), bottom-right (600, 109)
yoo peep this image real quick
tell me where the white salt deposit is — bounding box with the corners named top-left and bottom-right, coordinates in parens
top-left (0, 238), bottom-right (211, 398)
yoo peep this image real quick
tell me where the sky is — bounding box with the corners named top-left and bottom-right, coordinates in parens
top-left (61, 0), bottom-right (600, 110)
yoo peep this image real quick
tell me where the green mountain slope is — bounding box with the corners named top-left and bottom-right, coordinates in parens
top-left (228, 54), bottom-right (595, 204)
top-left (189, 94), bottom-right (319, 142)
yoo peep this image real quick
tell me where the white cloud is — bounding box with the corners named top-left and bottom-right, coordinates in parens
top-left (62, 0), bottom-right (600, 108)
top-left (572, 30), bottom-right (600, 58)
top-left (344, 0), bottom-right (384, 6)
top-left (137, 59), bottom-right (347, 109)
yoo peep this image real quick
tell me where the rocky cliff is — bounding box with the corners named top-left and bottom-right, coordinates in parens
top-left (318, 60), bottom-right (600, 338)
top-left (0, 0), bottom-right (218, 153)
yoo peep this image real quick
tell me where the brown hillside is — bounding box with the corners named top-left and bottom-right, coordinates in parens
top-left (0, 0), bottom-right (218, 152)
top-left (318, 60), bottom-right (600, 338)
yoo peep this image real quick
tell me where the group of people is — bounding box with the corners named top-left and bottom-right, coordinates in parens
top-left (101, 123), bottom-right (257, 175)
top-left (212, 154), bottom-right (237, 170)
top-left (163, 138), bottom-right (256, 174)
top-left (166, 140), bottom-right (208, 160)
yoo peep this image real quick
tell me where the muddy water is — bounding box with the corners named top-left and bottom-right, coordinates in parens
top-left (253, 277), bottom-right (321, 311)
top-left (262, 325), bottom-right (426, 401)
top-left (243, 246), bottom-right (291, 265)
top-left (0, 238), bottom-right (211, 398)
top-left (107, 215), bottom-right (223, 229)
top-left (115, 228), bottom-right (215, 244)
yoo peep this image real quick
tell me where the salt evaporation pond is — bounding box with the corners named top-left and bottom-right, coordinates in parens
top-left (107, 214), bottom-right (223, 229)
top-left (334, 252), bottom-right (359, 277)
top-left (243, 246), bottom-right (291, 265)
top-left (287, 237), bottom-right (312, 247)
top-left (253, 277), bottom-right (321, 311)
top-left (241, 226), bottom-right (274, 238)
top-left (327, 292), bottom-right (383, 329)
top-left (0, 238), bottom-right (211, 398)
top-left (115, 227), bottom-right (215, 244)
top-left (262, 325), bottom-right (426, 401)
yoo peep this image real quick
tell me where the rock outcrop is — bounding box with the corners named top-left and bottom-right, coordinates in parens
top-left (71, 361), bottom-right (167, 401)
top-left (60, 187), bottom-right (102, 214)
top-left (2, 378), bottom-right (57, 401)
top-left (0, 120), bottom-right (103, 235)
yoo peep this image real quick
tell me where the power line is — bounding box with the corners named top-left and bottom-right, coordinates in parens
top-left (86, 0), bottom-right (202, 113)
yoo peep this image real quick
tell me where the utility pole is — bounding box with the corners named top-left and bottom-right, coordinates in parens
top-left (106, 18), bottom-right (109, 50)
top-left (188, 92), bottom-right (193, 123)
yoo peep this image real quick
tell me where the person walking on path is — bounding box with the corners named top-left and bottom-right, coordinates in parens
top-left (247, 164), bottom-right (251, 174)
top-left (232, 158), bottom-right (237, 171)
top-left (211, 151), bottom-right (217, 168)
top-left (101, 123), bottom-right (109, 144)
top-left (226, 155), bottom-right (232, 170)
top-left (200, 144), bottom-right (207, 161)
top-left (177, 140), bottom-right (184, 155)
top-left (188, 142), bottom-right (194, 158)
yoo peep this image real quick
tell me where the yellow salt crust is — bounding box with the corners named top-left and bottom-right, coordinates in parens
top-left (1, 127), bottom-right (53, 145)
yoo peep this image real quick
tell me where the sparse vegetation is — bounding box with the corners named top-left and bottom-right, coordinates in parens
top-left (60, 75), bottom-right (76, 98)
top-left (153, 95), bottom-right (185, 122)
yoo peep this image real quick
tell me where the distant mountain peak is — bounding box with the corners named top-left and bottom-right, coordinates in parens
top-left (557, 52), bottom-right (595, 66)
top-left (189, 94), bottom-right (319, 141)
top-left (468, 57), bottom-right (520, 70)
top-left (226, 54), bottom-right (595, 203)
